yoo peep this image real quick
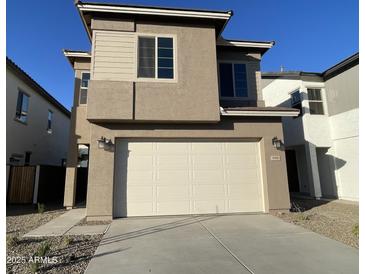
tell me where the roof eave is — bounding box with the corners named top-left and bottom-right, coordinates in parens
top-left (76, 1), bottom-right (232, 41)
top-left (220, 109), bottom-right (300, 117)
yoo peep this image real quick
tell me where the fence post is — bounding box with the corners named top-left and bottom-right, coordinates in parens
top-left (33, 165), bottom-right (40, 204)
top-left (6, 165), bottom-right (10, 193)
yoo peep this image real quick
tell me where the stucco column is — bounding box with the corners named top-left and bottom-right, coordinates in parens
top-left (85, 134), bottom-right (114, 221)
top-left (63, 142), bottom-right (78, 209)
top-left (304, 142), bottom-right (322, 198)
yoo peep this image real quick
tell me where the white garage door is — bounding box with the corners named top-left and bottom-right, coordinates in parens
top-left (114, 139), bottom-right (264, 217)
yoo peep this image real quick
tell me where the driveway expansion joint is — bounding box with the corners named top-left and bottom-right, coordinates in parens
top-left (198, 218), bottom-right (255, 274)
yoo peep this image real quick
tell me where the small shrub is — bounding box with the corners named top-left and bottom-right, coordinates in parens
top-left (352, 224), bottom-right (359, 237)
top-left (29, 261), bottom-right (40, 273)
top-left (63, 236), bottom-right (73, 246)
top-left (37, 203), bottom-right (45, 214)
top-left (295, 213), bottom-right (310, 221)
top-left (7, 235), bottom-right (19, 247)
top-left (37, 241), bottom-right (50, 257)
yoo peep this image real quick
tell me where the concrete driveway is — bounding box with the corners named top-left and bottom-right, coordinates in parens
top-left (85, 214), bottom-right (358, 274)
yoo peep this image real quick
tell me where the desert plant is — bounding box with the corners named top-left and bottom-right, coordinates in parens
top-left (62, 236), bottom-right (73, 246)
top-left (7, 235), bottom-right (19, 247)
top-left (37, 241), bottom-right (50, 257)
top-left (37, 203), bottom-right (45, 214)
top-left (29, 261), bottom-right (40, 273)
top-left (295, 213), bottom-right (310, 221)
top-left (352, 224), bottom-right (359, 237)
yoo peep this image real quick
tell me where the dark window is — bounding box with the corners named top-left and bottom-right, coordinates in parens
top-left (291, 90), bottom-right (302, 117)
top-left (47, 110), bottom-right (53, 133)
top-left (138, 37), bottom-right (155, 78)
top-left (219, 63), bottom-right (248, 97)
top-left (157, 37), bottom-right (174, 79)
top-left (15, 91), bottom-right (29, 123)
top-left (307, 88), bottom-right (324, 115)
top-left (80, 72), bottom-right (90, 104)
top-left (25, 152), bottom-right (31, 166)
top-left (219, 63), bottom-right (234, 97)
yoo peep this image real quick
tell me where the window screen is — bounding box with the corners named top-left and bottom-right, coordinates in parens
top-left (157, 37), bottom-right (174, 79)
top-left (138, 37), bottom-right (155, 78)
top-left (219, 63), bottom-right (234, 97)
top-left (219, 63), bottom-right (248, 97)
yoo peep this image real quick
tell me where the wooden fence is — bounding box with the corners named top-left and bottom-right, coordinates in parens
top-left (7, 166), bottom-right (36, 203)
top-left (7, 165), bottom-right (66, 204)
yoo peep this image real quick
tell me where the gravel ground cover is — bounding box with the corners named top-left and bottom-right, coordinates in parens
top-left (77, 217), bottom-right (112, 226)
top-left (273, 198), bottom-right (359, 248)
top-left (6, 205), bottom-right (102, 273)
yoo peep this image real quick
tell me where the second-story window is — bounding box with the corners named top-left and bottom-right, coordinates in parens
top-left (138, 36), bottom-right (174, 79)
top-left (291, 90), bottom-right (302, 117)
top-left (47, 110), bottom-right (53, 133)
top-left (15, 90), bottom-right (29, 123)
top-left (307, 88), bottom-right (324, 115)
top-left (80, 72), bottom-right (90, 104)
top-left (219, 63), bottom-right (248, 97)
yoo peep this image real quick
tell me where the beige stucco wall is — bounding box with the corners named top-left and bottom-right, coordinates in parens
top-left (6, 67), bottom-right (70, 166)
top-left (325, 64), bottom-right (359, 116)
top-left (85, 117), bottom-right (290, 220)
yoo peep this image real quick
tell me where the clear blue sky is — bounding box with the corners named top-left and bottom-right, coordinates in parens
top-left (7, 0), bottom-right (358, 110)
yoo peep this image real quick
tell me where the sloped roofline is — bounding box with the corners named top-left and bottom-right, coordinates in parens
top-left (6, 57), bottom-right (71, 118)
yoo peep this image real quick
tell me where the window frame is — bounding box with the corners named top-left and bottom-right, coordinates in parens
top-left (136, 34), bottom-right (177, 83)
top-left (307, 88), bottom-right (325, 115)
top-left (15, 89), bottom-right (30, 124)
top-left (218, 61), bottom-right (249, 99)
top-left (79, 71), bottom-right (90, 105)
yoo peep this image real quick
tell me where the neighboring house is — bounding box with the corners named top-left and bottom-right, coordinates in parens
top-left (262, 53), bottom-right (359, 201)
top-left (6, 57), bottom-right (71, 167)
top-left (63, 1), bottom-right (299, 221)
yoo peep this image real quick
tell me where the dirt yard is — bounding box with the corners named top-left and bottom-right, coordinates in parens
top-left (273, 198), bottom-right (359, 248)
top-left (6, 205), bottom-right (102, 274)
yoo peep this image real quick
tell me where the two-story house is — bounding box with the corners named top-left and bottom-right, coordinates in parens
top-left (63, 1), bottom-right (299, 221)
top-left (262, 53), bottom-right (359, 201)
top-left (6, 57), bottom-right (71, 167)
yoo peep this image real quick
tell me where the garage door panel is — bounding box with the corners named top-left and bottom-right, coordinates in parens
top-left (157, 170), bottom-right (190, 183)
top-left (191, 142), bottom-right (222, 154)
top-left (157, 142), bottom-right (189, 154)
top-left (157, 186), bottom-right (190, 201)
top-left (128, 202), bottom-right (154, 216)
top-left (157, 201), bottom-right (190, 215)
top-left (226, 169), bottom-right (260, 182)
top-left (192, 155), bottom-right (223, 170)
top-left (193, 185), bottom-right (226, 200)
top-left (193, 170), bottom-right (224, 182)
top-left (228, 184), bottom-right (262, 199)
top-left (157, 155), bottom-right (189, 169)
top-left (193, 200), bottom-right (226, 214)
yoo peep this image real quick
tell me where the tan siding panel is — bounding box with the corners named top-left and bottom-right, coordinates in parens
top-left (93, 31), bottom-right (136, 80)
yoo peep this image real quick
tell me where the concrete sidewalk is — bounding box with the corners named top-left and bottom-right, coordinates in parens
top-left (23, 208), bottom-right (86, 237)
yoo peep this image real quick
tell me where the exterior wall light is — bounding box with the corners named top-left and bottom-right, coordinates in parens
top-left (272, 136), bottom-right (283, 149)
top-left (97, 136), bottom-right (113, 150)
